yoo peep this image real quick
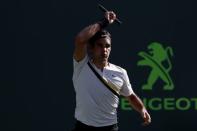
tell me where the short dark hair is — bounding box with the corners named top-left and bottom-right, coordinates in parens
top-left (88, 29), bottom-right (111, 46)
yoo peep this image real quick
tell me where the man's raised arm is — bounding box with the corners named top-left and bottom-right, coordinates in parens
top-left (73, 11), bottom-right (116, 62)
top-left (73, 23), bottom-right (101, 62)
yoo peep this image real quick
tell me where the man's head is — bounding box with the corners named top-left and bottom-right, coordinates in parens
top-left (89, 29), bottom-right (111, 46)
top-left (88, 30), bottom-right (112, 62)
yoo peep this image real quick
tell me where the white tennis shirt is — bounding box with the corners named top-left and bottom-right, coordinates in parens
top-left (72, 55), bottom-right (134, 127)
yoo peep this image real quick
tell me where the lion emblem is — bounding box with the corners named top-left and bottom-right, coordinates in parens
top-left (137, 42), bottom-right (174, 90)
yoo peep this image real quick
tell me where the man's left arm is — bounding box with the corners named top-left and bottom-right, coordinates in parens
top-left (126, 93), bottom-right (151, 126)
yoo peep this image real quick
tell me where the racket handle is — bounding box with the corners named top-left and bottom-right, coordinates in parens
top-left (98, 4), bottom-right (122, 25)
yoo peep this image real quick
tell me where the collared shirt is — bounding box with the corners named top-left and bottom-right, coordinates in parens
top-left (72, 55), bottom-right (134, 127)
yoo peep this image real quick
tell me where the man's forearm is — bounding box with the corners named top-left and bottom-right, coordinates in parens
top-left (126, 93), bottom-right (146, 113)
top-left (75, 23), bottom-right (101, 45)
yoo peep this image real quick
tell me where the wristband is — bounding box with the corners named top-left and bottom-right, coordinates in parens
top-left (98, 18), bottom-right (110, 29)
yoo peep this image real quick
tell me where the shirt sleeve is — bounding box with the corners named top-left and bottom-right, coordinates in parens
top-left (120, 69), bottom-right (134, 96)
top-left (72, 55), bottom-right (89, 82)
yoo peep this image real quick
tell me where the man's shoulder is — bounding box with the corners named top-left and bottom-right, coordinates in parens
top-left (109, 63), bottom-right (126, 72)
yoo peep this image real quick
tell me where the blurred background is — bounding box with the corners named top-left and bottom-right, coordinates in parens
top-left (1, 0), bottom-right (197, 130)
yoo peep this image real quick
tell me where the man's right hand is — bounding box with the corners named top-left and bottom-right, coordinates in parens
top-left (104, 11), bottom-right (117, 24)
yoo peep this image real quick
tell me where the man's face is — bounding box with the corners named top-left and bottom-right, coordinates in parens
top-left (91, 37), bottom-right (111, 61)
